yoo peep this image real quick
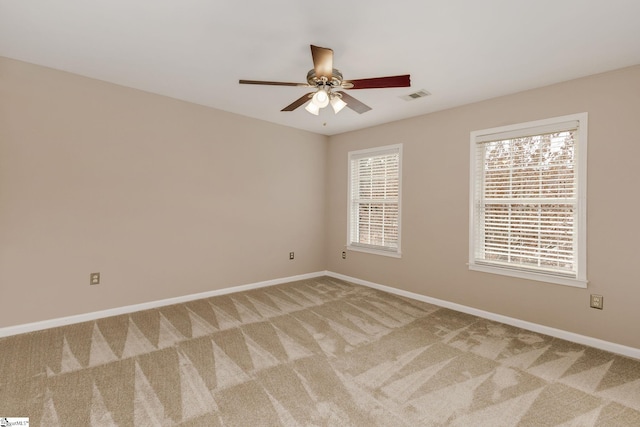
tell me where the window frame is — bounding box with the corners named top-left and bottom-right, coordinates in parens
top-left (347, 144), bottom-right (403, 258)
top-left (469, 113), bottom-right (588, 288)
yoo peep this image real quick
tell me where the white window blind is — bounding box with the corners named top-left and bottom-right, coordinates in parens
top-left (469, 114), bottom-right (587, 287)
top-left (348, 145), bottom-right (402, 256)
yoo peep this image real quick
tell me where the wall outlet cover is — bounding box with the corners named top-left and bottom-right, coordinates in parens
top-left (590, 294), bottom-right (603, 309)
top-left (90, 272), bottom-right (100, 285)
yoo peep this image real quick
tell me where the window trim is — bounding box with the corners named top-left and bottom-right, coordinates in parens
top-left (347, 144), bottom-right (402, 258)
top-left (468, 113), bottom-right (588, 288)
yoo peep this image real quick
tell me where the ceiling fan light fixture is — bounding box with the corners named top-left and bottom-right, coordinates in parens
top-left (330, 95), bottom-right (347, 114)
top-left (305, 101), bottom-right (320, 115)
top-left (311, 89), bottom-right (329, 108)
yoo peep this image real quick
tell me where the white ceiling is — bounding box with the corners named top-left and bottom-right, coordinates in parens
top-left (2, 1), bottom-right (640, 136)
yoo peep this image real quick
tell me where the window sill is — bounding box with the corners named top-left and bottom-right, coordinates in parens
top-left (347, 245), bottom-right (401, 258)
top-left (468, 263), bottom-right (587, 288)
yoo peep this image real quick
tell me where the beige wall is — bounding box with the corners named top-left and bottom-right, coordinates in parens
top-left (326, 65), bottom-right (640, 349)
top-left (2, 56), bottom-right (639, 351)
top-left (0, 57), bottom-right (328, 327)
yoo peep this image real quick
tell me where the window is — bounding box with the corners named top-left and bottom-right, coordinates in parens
top-left (348, 144), bottom-right (402, 257)
top-left (469, 113), bottom-right (587, 287)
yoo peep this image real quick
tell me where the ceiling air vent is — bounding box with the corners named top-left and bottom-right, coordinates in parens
top-left (400, 90), bottom-right (431, 101)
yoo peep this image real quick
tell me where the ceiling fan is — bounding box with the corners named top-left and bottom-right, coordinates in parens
top-left (239, 45), bottom-right (410, 115)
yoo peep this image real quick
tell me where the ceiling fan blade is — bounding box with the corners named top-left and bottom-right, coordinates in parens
top-left (344, 74), bottom-right (411, 89)
top-left (281, 93), bottom-right (313, 111)
top-left (311, 45), bottom-right (333, 79)
top-left (239, 79), bottom-right (309, 87)
top-left (336, 91), bottom-right (372, 114)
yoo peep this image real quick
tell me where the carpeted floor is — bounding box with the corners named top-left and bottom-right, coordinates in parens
top-left (1, 276), bottom-right (639, 426)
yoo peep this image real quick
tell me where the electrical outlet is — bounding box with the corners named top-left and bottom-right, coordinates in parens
top-left (289, 252), bottom-right (294, 260)
top-left (590, 294), bottom-right (603, 310)
top-left (342, 251), bottom-right (346, 259)
top-left (90, 272), bottom-right (100, 285)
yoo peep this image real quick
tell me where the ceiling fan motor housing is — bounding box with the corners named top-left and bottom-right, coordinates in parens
top-left (306, 68), bottom-right (351, 89)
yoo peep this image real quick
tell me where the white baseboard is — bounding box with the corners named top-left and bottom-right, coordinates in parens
top-left (4, 270), bottom-right (639, 360)
top-left (326, 271), bottom-right (640, 360)
top-left (0, 271), bottom-right (326, 338)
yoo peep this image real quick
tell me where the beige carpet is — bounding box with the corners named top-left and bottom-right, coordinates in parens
top-left (1, 276), bottom-right (640, 426)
